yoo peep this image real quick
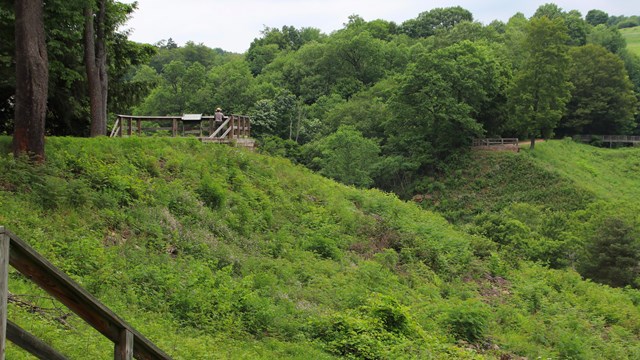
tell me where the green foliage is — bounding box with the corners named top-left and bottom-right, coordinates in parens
top-left (3, 137), bottom-right (640, 358)
top-left (508, 16), bottom-right (571, 143)
top-left (578, 211), bottom-right (640, 287)
top-left (442, 300), bottom-right (489, 343)
top-left (304, 126), bottom-right (380, 188)
top-left (560, 44), bottom-right (638, 135)
top-left (400, 6), bottom-right (473, 38)
top-left (586, 10), bottom-right (609, 27)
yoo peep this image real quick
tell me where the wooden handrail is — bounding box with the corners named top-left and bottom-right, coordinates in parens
top-left (472, 138), bottom-right (519, 147)
top-left (0, 226), bottom-right (171, 360)
top-left (111, 114), bottom-right (251, 141)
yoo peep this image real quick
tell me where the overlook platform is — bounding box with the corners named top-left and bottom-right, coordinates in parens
top-left (110, 114), bottom-right (255, 149)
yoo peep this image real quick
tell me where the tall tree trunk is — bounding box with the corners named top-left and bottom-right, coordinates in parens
top-left (84, 0), bottom-right (108, 137)
top-left (530, 135), bottom-right (536, 150)
top-left (13, 0), bottom-right (49, 161)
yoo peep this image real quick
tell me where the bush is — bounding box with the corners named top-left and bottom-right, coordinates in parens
top-left (442, 300), bottom-right (489, 343)
top-left (197, 176), bottom-right (226, 209)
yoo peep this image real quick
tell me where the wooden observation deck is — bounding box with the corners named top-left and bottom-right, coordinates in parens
top-left (110, 114), bottom-right (254, 149)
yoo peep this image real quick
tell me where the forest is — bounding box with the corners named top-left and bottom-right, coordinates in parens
top-left (2, 1), bottom-right (640, 359)
top-left (2, 2), bottom-right (640, 195)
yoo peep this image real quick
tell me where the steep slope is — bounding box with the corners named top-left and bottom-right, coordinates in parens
top-left (1, 137), bottom-right (639, 359)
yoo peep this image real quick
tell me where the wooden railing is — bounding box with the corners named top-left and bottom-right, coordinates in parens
top-left (472, 138), bottom-right (519, 147)
top-left (110, 114), bottom-right (251, 141)
top-left (575, 135), bottom-right (640, 144)
top-left (0, 226), bottom-right (172, 360)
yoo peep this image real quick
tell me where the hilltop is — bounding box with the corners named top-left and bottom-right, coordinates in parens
top-left (2, 137), bottom-right (640, 359)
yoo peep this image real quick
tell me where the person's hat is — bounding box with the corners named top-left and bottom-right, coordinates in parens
top-left (216, 107), bottom-right (222, 111)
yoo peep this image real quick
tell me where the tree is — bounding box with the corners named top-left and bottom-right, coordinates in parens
top-left (508, 16), bottom-right (571, 149)
top-left (84, 0), bottom-right (108, 136)
top-left (586, 9), bottom-right (609, 26)
top-left (385, 42), bottom-right (493, 174)
top-left (532, 5), bottom-right (587, 46)
top-left (305, 126), bottom-right (380, 188)
top-left (84, 0), bottom-right (136, 136)
top-left (13, 0), bottom-right (48, 160)
top-left (560, 44), bottom-right (637, 135)
top-left (587, 24), bottom-right (626, 54)
top-left (579, 216), bottom-right (640, 288)
top-left (400, 6), bottom-right (473, 38)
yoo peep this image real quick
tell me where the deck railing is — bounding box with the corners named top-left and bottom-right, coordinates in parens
top-left (472, 138), bottom-right (519, 147)
top-left (0, 226), bottom-right (172, 360)
top-left (110, 114), bottom-right (250, 140)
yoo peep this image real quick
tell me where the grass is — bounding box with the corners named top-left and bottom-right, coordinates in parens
top-left (2, 136), bottom-right (640, 359)
top-left (621, 26), bottom-right (640, 56)
top-left (525, 139), bottom-right (640, 204)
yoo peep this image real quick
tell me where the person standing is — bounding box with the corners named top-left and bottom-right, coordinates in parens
top-left (215, 107), bottom-right (225, 123)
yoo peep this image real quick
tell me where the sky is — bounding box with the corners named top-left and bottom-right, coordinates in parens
top-left (123, 1), bottom-right (640, 53)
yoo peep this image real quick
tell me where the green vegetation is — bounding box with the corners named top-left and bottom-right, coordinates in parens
top-left (427, 139), bottom-right (640, 286)
top-left (3, 3), bottom-right (640, 192)
top-left (621, 26), bottom-right (640, 56)
top-left (2, 137), bottom-right (640, 359)
top-left (3, 2), bottom-right (640, 359)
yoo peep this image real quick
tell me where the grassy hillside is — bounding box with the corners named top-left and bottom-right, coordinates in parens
top-left (527, 139), bottom-right (640, 202)
top-left (1, 137), bottom-right (640, 359)
top-left (621, 26), bottom-right (640, 56)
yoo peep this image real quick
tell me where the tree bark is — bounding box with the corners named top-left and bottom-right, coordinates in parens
top-left (530, 135), bottom-right (536, 150)
top-left (84, 0), bottom-right (108, 137)
top-left (13, 0), bottom-right (48, 161)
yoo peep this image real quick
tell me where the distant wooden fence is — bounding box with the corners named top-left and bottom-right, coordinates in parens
top-left (472, 138), bottom-right (519, 147)
top-left (0, 226), bottom-right (171, 360)
top-left (575, 135), bottom-right (640, 146)
top-left (110, 114), bottom-right (251, 142)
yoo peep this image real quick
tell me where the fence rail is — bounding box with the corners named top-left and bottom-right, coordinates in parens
top-left (0, 226), bottom-right (171, 360)
top-left (575, 135), bottom-right (640, 144)
top-left (110, 114), bottom-right (251, 141)
top-left (472, 138), bottom-right (519, 147)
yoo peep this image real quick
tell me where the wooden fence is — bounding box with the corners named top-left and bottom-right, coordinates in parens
top-left (110, 114), bottom-right (251, 141)
top-left (0, 226), bottom-right (172, 360)
top-left (575, 135), bottom-right (640, 146)
top-left (472, 138), bottom-right (519, 147)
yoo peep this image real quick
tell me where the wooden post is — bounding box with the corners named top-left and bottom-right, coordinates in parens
top-left (172, 119), bottom-right (177, 137)
top-left (0, 227), bottom-right (8, 360)
top-left (136, 119), bottom-right (141, 136)
top-left (242, 117), bottom-right (247, 137)
top-left (114, 328), bottom-right (133, 360)
top-left (230, 115), bottom-right (235, 139)
top-left (247, 117), bottom-right (251, 138)
top-left (118, 117), bottom-right (123, 137)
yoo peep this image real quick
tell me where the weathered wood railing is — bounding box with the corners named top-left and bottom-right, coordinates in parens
top-left (472, 138), bottom-right (519, 147)
top-left (0, 226), bottom-right (172, 360)
top-left (575, 135), bottom-right (640, 145)
top-left (110, 114), bottom-right (251, 141)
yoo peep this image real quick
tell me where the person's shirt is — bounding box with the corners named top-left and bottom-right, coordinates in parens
top-left (215, 111), bottom-right (224, 122)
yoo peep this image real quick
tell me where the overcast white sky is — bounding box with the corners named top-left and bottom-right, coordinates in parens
top-left (123, 1), bottom-right (639, 53)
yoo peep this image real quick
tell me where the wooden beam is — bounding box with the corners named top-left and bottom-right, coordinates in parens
top-left (2, 229), bottom-right (171, 360)
top-left (6, 320), bottom-right (68, 360)
top-left (115, 328), bottom-right (133, 360)
top-left (0, 227), bottom-right (8, 360)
